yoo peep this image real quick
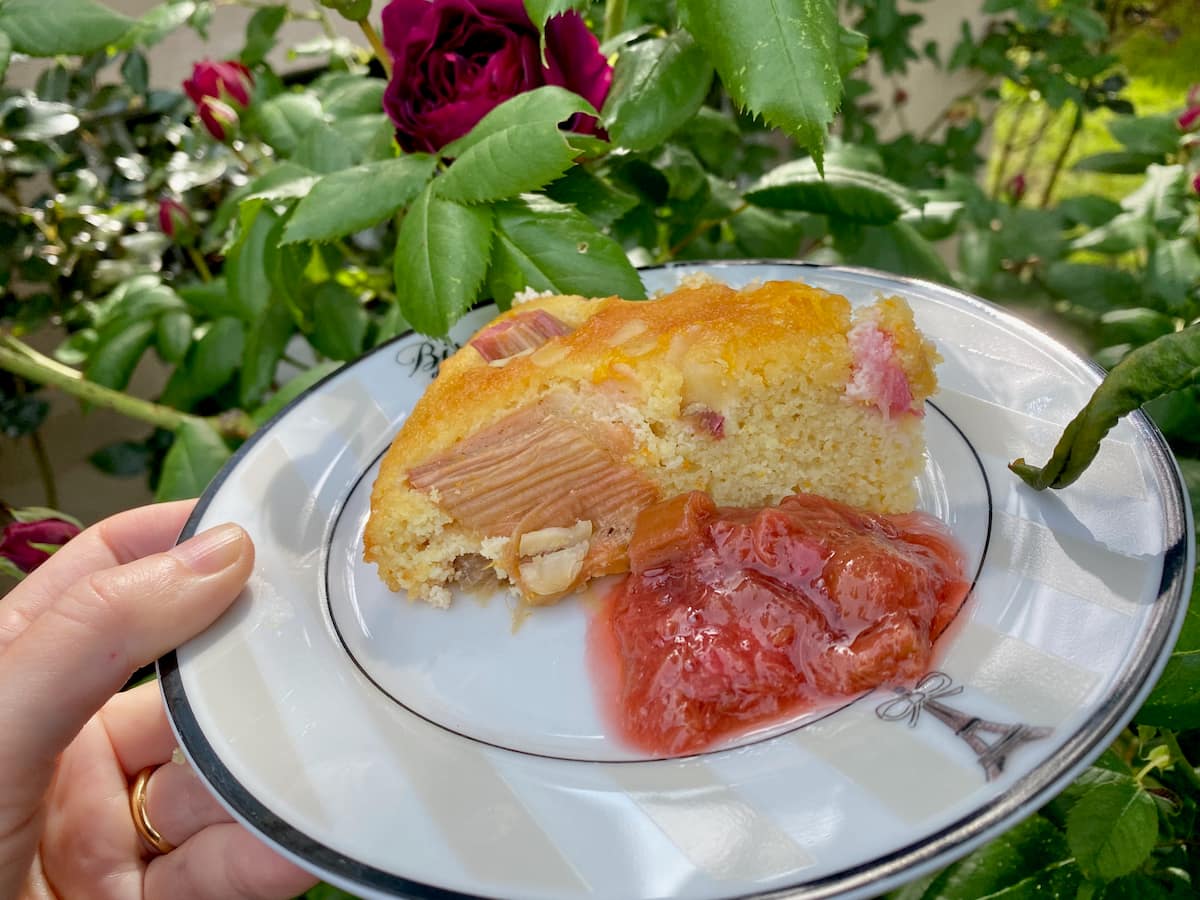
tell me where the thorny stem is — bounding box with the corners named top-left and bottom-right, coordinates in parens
top-left (0, 335), bottom-right (255, 441)
top-left (359, 19), bottom-right (392, 79)
top-left (29, 430), bottom-right (58, 508)
top-left (1039, 99), bottom-right (1084, 208)
top-left (603, 0), bottom-right (628, 44)
top-left (187, 246), bottom-right (213, 282)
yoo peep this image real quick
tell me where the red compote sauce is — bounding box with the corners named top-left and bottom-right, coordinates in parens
top-left (590, 491), bottom-right (970, 756)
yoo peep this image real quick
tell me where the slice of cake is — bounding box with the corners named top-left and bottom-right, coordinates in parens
top-left (364, 278), bottom-right (940, 607)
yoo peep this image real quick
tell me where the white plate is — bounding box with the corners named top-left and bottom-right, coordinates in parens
top-left (160, 262), bottom-right (1194, 900)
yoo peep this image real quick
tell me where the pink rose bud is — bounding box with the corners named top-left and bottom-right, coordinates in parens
top-left (381, 0), bottom-right (612, 153)
top-left (183, 60), bottom-right (254, 142)
top-left (1178, 105), bottom-right (1200, 132)
top-left (1007, 172), bottom-right (1027, 202)
top-left (158, 197), bottom-right (194, 242)
top-left (0, 516), bottom-right (81, 574)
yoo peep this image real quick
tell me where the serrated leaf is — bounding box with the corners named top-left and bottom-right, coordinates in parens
top-left (242, 4), bottom-right (286, 65)
top-left (1041, 263), bottom-right (1142, 314)
top-left (834, 220), bottom-right (953, 284)
top-left (1066, 780), bottom-right (1158, 881)
top-left (1147, 238), bottom-right (1200, 312)
top-left (284, 155), bottom-right (437, 244)
top-left (436, 86), bottom-right (597, 204)
top-left (1137, 578), bottom-right (1200, 729)
top-left (307, 283), bottom-right (368, 361)
top-left (155, 420), bottom-right (231, 502)
top-left (545, 167), bottom-right (639, 227)
top-left (250, 92), bottom-right (326, 156)
top-left (239, 300), bottom-right (294, 408)
top-left (294, 121), bottom-right (355, 174)
top-left (1073, 151), bottom-right (1164, 175)
top-left (226, 204), bottom-right (278, 321)
top-left (1108, 115), bottom-right (1180, 157)
top-left (0, 0), bottom-right (132, 56)
top-left (892, 814), bottom-right (1079, 900)
top-left (522, 0), bottom-right (587, 33)
top-left (159, 317), bottom-right (246, 410)
top-left (486, 194), bottom-right (645, 308)
top-left (85, 319), bottom-right (156, 391)
top-left (394, 185), bottom-right (493, 336)
top-left (321, 78), bottom-right (387, 119)
top-left (156, 309), bottom-right (194, 364)
top-left (115, 0), bottom-right (195, 50)
top-left (746, 158), bottom-right (916, 224)
top-left (602, 31), bottom-right (714, 152)
top-left (680, 0), bottom-right (842, 167)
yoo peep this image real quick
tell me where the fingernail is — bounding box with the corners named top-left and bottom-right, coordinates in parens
top-left (169, 523), bottom-right (246, 575)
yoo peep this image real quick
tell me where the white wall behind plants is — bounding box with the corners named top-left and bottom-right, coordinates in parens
top-left (0, 0), bottom-right (986, 529)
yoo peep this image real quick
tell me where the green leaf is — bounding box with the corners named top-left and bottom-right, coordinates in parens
top-left (242, 5), bottom-right (287, 66)
top-left (89, 441), bottom-right (152, 477)
top-left (250, 361), bottom-right (341, 426)
top-left (436, 86), bottom-right (598, 204)
top-left (249, 93), bottom-right (326, 156)
top-left (1041, 262), bottom-right (1142, 314)
top-left (1011, 324), bottom-right (1200, 489)
top-left (85, 319), bottom-right (156, 391)
top-left (226, 204), bottom-right (278, 321)
top-left (393, 185), bottom-right (493, 336)
top-left (155, 420), bottom-right (231, 502)
top-left (522, 0), bottom-right (587, 34)
top-left (746, 158), bottom-right (917, 224)
top-left (1066, 780), bottom-right (1158, 881)
top-left (486, 194), bottom-right (646, 309)
top-left (294, 122), bottom-right (356, 174)
top-left (284, 155), bottom-right (437, 244)
top-left (156, 309), bottom-right (194, 364)
top-left (1137, 576), bottom-right (1200, 729)
top-left (337, 113), bottom-right (397, 163)
top-left (0, 31), bottom-right (11, 83)
top-left (545, 167), bottom-right (639, 227)
top-left (731, 207), bottom-right (822, 258)
top-left (834, 220), bottom-right (953, 284)
top-left (178, 278), bottom-right (240, 320)
top-left (0, 0), bottom-right (132, 56)
top-left (892, 814), bottom-right (1079, 900)
top-left (321, 78), bottom-right (387, 119)
top-left (121, 51), bottom-right (149, 95)
top-left (115, 0), bottom-right (195, 50)
top-left (680, 0), bottom-right (842, 167)
top-left (602, 31), bottom-right (714, 152)
top-left (307, 283), bottom-right (368, 361)
top-left (239, 300), bottom-right (294, 408)
top-left (159, 317), bottom-right (246, 410)
top-left (1108, 115), bottom-right (1181, 157)
top-left (1073, 151), bottom-right (1164, 175)
top-left (1146, 239), bottom-right (1200, 312)
top-left (1058, 195), bottom-right (1123, 228)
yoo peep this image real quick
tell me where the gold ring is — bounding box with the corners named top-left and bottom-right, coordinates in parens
top-left (130, 767), bottom-right (175, 855)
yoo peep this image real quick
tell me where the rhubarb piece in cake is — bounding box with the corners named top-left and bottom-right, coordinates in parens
top-left (364, 279), bottom-right (941, 607)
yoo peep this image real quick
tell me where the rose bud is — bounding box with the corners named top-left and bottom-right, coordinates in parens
top-left (893, 87), bottom-right (909, 106)
top-left (1007, 172), bottom-right (1027, 202)
top-left (157, 197), bottom-right (195, 243)
top-left (183, 60), bottom-right (254, 142)
top-left (0, 514), bottom-right (81, 576)
top-left (381, 0), bottom-right (612, 154)
top-left (1192, 171), bottom-right (1200, 196)
top-left (1178, 104), bottom-right (1200, 132)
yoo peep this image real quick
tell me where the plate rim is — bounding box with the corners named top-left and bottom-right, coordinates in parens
top-left (158, 260), bottom-right (1195, 900)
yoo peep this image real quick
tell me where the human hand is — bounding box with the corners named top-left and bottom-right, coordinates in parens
top-left (0, 500), bottom-right (319, 899)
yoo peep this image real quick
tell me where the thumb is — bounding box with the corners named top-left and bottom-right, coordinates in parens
top-left (0, 524), bottom-right (253, 803)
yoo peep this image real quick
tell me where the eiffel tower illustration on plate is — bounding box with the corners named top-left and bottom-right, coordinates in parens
top-left (875, 671), bottom-right (1053, 781)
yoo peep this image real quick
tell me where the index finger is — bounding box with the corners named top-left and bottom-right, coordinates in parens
top-left (0, 500), bottom-right (196, 654)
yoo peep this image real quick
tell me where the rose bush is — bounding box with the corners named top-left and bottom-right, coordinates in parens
top-left (381, 0), bottom-right (611, 151)
top-left (183, 59), bottom-right (255, 141)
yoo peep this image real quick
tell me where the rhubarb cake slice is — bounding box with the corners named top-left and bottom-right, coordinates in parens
top-left (364, 278), bottom-right (940, 607)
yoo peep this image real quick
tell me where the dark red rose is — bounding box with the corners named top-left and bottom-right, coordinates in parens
top-left (183, 60), bottom-right (254, 142)
top-left (380, 0), bottom-right (611, 153)
top-left (0, 517), bottom-right (81, 574)
top-left (1179, 104), bottom-right (1200, 133)
top-left (1007, 172), bottom-right (1027, 202)
top-left (1192, 171), bottom-right (1200, 196)
top-left (158, 197), bottom-right (194, 242)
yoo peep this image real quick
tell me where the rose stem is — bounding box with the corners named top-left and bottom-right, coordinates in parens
top-left (187, 246), bottom-right (213, 282)
top-left (0, 334), bottom-right (255, 441)
top-left (359, 19), bottom-right (392, 79)
top-left (603, 0), bottom-right (627, 43)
